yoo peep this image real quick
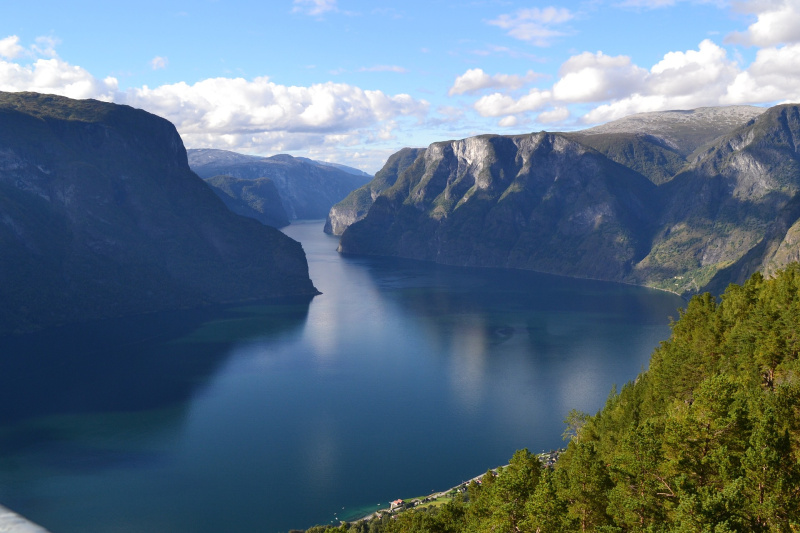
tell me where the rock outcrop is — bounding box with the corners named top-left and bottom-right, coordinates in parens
top-left (0, 92), bottom-right (318, 335)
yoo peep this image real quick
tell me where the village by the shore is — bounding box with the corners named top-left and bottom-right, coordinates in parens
top-left (348, 450), bottom-right (562, 525)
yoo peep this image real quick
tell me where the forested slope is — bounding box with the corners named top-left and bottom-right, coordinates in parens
top-left (303, 265), bottom-right (800, 532)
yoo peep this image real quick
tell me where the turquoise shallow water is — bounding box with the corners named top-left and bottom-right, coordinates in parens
top-left (0, 220), bottom-right (684, 532)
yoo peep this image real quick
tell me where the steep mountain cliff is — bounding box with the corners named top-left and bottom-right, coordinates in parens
top-left (188, 149), bottom-right (371, 220)
top-left (0, 92), bottom-right (318, 335)
top-left (324, 147), bottom-right (423, 235)
top-left (339, 133), bottom-right (656, 281)
top-left (338, 103), bottom-right (800, 296)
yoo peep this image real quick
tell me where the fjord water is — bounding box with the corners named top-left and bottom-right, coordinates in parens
top-left (0, 221), bottom-right (684, 532)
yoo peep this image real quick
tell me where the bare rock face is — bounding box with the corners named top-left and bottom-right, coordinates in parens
top-left (0, 92), bottom-right (318, 335)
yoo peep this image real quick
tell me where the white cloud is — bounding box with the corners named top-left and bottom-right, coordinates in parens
top-left (0, 57), bottom-right (118, 100)
top-left (293, 0), bottom-right (337, 16)
top-left (0, 36), bottom-right (24, 59)
top-left (468, 39), bottom-right (766, 125)
top-left (498, 115), bottom-right (518, 127)
top-left (488, 7), bottom-right (574, 46)
top-left (448, 68), bottom-right (542, 96)
top-left (648, 39), bottom-right (738, 97)
top-left (537, 107), bottom-right (570, 124)
top-left (727, 0), bottom-right (800, 46)
top-left (553, 52), bottom-right (647, 102)
top-left (723, 42), bottom-right (800, 103)
top-left (120, 77), bottom-right (428, 136)
top-left (582, 40), bottom-right (741, 122)
top-left (474, 89), bottom-right (552, 117)
top-left (151, 56), bottom-right (168, 70)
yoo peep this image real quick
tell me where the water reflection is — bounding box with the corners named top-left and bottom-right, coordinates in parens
top-left (0, 221), bottom-right (684, 533)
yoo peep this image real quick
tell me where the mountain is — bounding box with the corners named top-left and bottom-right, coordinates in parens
top-left (639, 103), bottom-right (800, 293)
top-left (188, 149), bottom-right (372, 221)
top-left (339, 133), bottom-right (656, 281)
top-left (324, 147), bottom-right (423, 235)
top-left (575, 105), bottom-right (766, 156)
top-left (204, 174), bottom-right (290, 228)
top-left (0, 92), bottom-right (318, 336)
top-left (337, 103), bottom-right (800, 296)
top-left (295, 157), bottom-right (372, 178)
top-left (328, 106), bottom-right (765, 236)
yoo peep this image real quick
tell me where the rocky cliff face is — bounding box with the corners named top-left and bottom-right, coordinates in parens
top-left (324, 147), bottom-right (423, 235)
top-left (339, 103), bottom-right (800, 296)
top-left (339, 133), bottom-right (656, 281)
top-left (0, 92), bottom-right (318, 335)
top-left (188, 149), bottom-right (371, 220)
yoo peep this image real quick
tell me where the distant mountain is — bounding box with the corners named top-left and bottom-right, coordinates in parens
top-left (0, 92), bottom-right (318, 335)
top-left (188, 149), bottom-right (372, 221)
top-left (295, 157), bottom-right (372, 178)
top-left (204, 174), bottom-right (290, 228)
top-left (575, 105), bottom-right (766, 156)
top-left (337, 103), bottom-right (800, 296)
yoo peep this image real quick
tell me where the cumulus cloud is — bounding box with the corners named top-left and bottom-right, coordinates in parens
top-left (469, 39), bottom-right (768, 125)
top-left (553, 52), bottom-right (647, 102)
top-left (293, 0), bottom-right (337, 16)
top-left (151, 56), bottom-right (168, 70)
top-left (488, 7), bottom-right (574, 46)
top-left (723, 42), bottom-right (800, 103)
top-left (0, 36), bottom-right (24, 59)
top-left (726, 0), bottom-right (800, 46)
top-left (448, 68), bottom-right (542, 96)
top-left (119, 77), bottom-right (427, 136)
top-left (0, 57), bottom-right (118, 100)
top-left (474, 89), bottom-right (553, 117)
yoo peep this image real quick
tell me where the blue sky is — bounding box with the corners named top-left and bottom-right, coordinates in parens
top-left (2, 0), bottom-right (800, 172)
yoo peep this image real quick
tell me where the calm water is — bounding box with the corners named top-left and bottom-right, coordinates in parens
top-left (0, 220), bottom-right (684, 532)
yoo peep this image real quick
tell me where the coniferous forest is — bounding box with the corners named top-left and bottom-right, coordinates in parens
top-left (304, 265), bottom-right (800, 533)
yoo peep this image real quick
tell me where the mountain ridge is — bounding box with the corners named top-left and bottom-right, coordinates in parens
top-left (188, 148), bottom-right (372, 221)
top-left (336, 103), bottom-right (800, 296)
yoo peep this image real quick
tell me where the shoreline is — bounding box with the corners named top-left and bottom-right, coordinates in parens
top-left (344, 450), bottom-right (561, 525)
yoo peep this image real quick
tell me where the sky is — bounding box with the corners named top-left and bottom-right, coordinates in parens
top-left (2, 0), bottom-right (800, 173)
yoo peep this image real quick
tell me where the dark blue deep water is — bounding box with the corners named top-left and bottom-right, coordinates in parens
top-left (0, 220), bottom-right (685, 532)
